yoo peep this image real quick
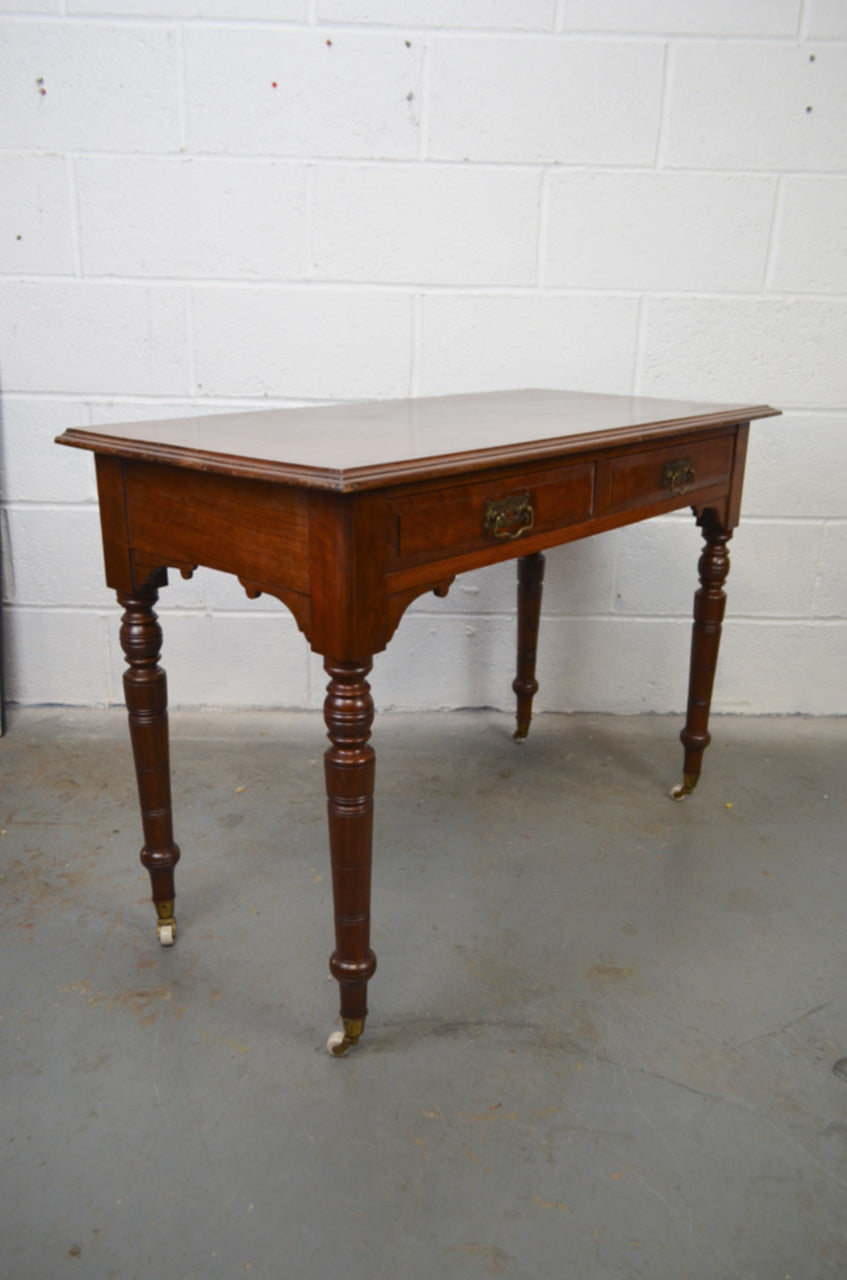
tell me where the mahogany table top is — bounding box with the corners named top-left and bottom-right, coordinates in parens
top-left (57, 388), bottom-right (779, 492)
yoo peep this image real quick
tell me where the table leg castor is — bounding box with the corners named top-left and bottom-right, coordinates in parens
top-left (326, 1017), bottom-right (366, 1057)
top-left (155, 900), bottom-right (177, 945)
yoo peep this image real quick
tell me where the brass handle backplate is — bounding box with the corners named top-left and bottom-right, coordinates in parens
top-left (484, 492), bottom-right (534, 540)
top-left (662, 459), bottom-right (695, 497)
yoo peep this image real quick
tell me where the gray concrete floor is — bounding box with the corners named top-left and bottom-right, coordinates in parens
top-left (1, 708), bottom-right (845, 1280)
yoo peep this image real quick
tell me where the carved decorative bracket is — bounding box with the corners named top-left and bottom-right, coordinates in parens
top-left (236, 576), bottom-right (312, 639)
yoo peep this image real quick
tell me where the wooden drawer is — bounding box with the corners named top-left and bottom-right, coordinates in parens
top-left (607, 434), bottom-right (735, 515)
top-left (389, 461), bottom-right (595, 567)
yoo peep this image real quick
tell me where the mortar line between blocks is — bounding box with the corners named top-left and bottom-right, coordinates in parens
top-left (410, 292), bottom-right (422, 398)
top-left (798, 0), bottom-right (812, 41)
top-left (186, 287), bottom-right (198, 397)
top-left (66, 156), bottom-right (83, 279)
top-left (536, 168), bottom-right (551, 290)
top-left (762, 176), bottom-right (786, 293)
top-left (7, 274), bottom-right (844, 303)
top-left (417, 35), bottom-right (431, 161)
top-left (15, 277), bottom-right (847, 310)
top-left (631, 295), bottom-right (649, 398)
top-left (305, 164), bottom-right (316, 278)
top-left (654, 39), bottom-right (674, 170)
top-left (9, 148), bottom-right (842, 178)
top-left (175, 23), bottom-right (188, 155)
top-left (1, 18), bottom-right (833, 42)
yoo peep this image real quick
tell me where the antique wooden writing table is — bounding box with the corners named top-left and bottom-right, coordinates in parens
top-left (57, 389), bottom-right (779, 1055)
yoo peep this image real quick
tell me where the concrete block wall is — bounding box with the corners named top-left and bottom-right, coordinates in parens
top-left (1, 1), bottom-right (844, 715)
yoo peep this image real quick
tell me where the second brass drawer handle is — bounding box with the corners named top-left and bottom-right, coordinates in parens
top-left (662, 458), bottom-right (695, 496)
top-left (484, 491), bottom-right (534, 540)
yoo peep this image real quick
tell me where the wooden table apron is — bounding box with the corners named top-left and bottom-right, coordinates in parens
top-left (56, 390), bottom-right (779, 1056)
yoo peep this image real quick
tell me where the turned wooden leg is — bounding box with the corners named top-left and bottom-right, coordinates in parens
top-left (671, 512), bottom-right (732, 801)
top-left (512, 551), bottom-right (545, 742)
top-left (323, 658), bottom-right (378, 1056)
top-left (118, 587), bottom-right (181, 943)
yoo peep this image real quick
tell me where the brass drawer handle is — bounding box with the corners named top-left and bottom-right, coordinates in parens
top-left (484, 491), bottom-right (534, 540)
top-left (662, 458), bottom-right (695, 496)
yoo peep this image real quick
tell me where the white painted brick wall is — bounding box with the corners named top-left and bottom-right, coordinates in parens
top-left (1, 282), bottom-right (190, 394)
top-left (192, 287), bottom-right (413, 399)
top-left (560, 1), bottom-right (802, 37)
top-left (1, 4), bottom-right (844, 715)
top-left (426, 37), bottom-right (665, 164)
top-left (0, 22), bottom-right (182, 152)
top-left (769, 177), bottom-right (847, 292)
top-left (418, 293), bottom-right (640, 396)
top-left (0, 155), bottom-right (74, 274)
top-left (663, 42), bottom-right (847, 172)
top-left (311, 165), bottom-right (540, 285)
top-left (184, 29), bottom-right (422, 159)
top-left (544, 173), bottom-right (777, 292)
top-left (76, 158), bottom-right (311, 279)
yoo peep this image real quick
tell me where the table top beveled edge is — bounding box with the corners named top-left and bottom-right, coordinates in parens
top-left (55, 390), bottom-right (781, 494)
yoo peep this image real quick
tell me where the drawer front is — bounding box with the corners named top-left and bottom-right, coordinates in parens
top-left (607, 435), bottom-right (735, 515)
top-left (389, 461), bottom-right (595, 567)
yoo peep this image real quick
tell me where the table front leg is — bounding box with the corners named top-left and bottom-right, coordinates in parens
top-left (323, 658), bottom-right (378, 1056)
top-left (118, 587), bottom-right (181, 943)
top-left (672, 512), bottom-right (733, 801)
top-left (512, 551), bottom-right (546, 742)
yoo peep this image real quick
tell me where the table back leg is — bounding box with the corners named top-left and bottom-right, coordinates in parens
top-left (512, 551), bottom-right (546, 742)
top-left (118, 587), bottom-right (181, 943)
top-left (672, 512), bottom-right (733, 800)
top-left (323, 658), bottom-right (378, 1055)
